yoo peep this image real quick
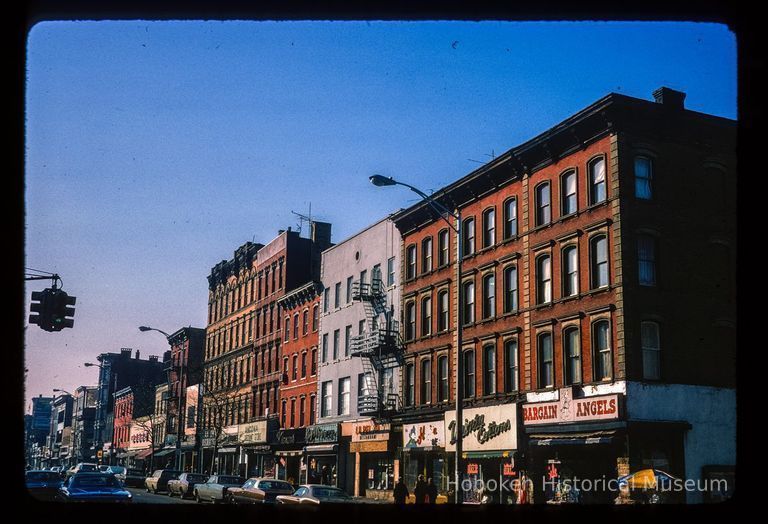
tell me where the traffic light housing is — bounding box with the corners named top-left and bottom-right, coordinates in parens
top-left (29, 289), bottom-right (53, 330)
top-left (50, 290), bottom-right (76, 331)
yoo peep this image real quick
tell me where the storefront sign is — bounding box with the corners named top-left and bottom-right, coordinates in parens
top-left (503, 462), bottom-right (516, 476)
top-left (445, 405), bottom-right (517, 452)
top-left (351, 420), bottom-right (391, 443)
top-left (403, 421), bottom-right (445, 448)
top-left (467, 463), bottom-right (479, 475)
top-left (305, 423), bottom-right (339, 444)
top-left (523, 389), bottom-right (620, 425)
top-left (238, 421), bottom-right (268, 444)
top-left (275, 428), bottom-right (306, 445)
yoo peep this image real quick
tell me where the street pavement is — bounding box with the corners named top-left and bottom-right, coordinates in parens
top-left (126, 487), bottom-right (197, 504)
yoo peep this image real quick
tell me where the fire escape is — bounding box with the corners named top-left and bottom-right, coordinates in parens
top-left (350, 277), bottom-right (404, 418)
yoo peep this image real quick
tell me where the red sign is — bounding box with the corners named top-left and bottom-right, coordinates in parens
top-left (503, 463), bottom-right (516, 476)
top-left (523, 391), bottom-right (620, 425)
top-left (467, 463), bottom-right (479, 475)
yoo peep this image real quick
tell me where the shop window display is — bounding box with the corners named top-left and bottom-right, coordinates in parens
top-left (367, 458), bottom-right (394, 490)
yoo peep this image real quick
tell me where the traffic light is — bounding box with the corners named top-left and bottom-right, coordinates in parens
top-left (29, 289), bottom-right (53, 330)
top-left (50, 290), bottom-right (76, 331)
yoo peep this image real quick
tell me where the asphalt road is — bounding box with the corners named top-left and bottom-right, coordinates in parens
top-left (126, 487), bottom-right (198, 504)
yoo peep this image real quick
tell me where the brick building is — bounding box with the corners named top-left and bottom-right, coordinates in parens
top-left (203, 222), bottom-right (332, 476)
top-left (391, 87), bottom-right (735, 504)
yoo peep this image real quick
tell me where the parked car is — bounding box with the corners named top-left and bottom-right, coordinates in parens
top-left (145, 469), bottom-right (182, 493)
top-left (193, 474), bottom-right (245, 504)
top-left (167, 472), bottom-right (209, 499)
top-left (65, 462), bottom-right (99, 480)
top-left (226, 477), bottom-right (295, 504)
top-left (26, 470), bottom-right (64, 501)
top-left (124, 468), bottom-right (148, 488)
top-left (56, 472), bottom-right (133, 503)
top-left (104, 465), bottom-right (127, 483)
top-left (276, 484), bottom-right (354, 505)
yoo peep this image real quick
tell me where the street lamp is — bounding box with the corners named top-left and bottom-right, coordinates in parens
top-left (370, 174), bottom-right (465, 504)
top-left (139, 325), bottom-right (183, 471)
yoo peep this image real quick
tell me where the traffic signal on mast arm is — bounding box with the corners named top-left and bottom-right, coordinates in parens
top-left (50, 289), bottom-right (76, 331)
top-left (29, 289), bottom-right (53, 330)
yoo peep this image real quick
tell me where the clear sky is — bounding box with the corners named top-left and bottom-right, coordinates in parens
top-left (24, 20), bottom-right (736, 411)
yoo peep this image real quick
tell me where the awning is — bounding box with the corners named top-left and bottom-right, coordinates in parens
top-left (529, 431), bottom-right (617, 446)
top-left (275, 450), bottom-right (303, 457)
top-left (154, 449), bottom-right (175, 457)
top-left (134, 448), bottom-right (153, 459)
top-left (218, 447), bottom-right (238, 453)
top-left (304, 444), bottom-right (338, 454)
top-left (462, 450), bottom-right (513, 459)
top-left (117, 450), bottom-right (138, 459)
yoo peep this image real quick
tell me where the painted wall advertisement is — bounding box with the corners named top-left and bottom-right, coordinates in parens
top-left (522, 388), bottom-right (620, 425)
top-left (238, 420), bottom-right (268, 444)
top-left (444, 405), bottom-right (517, 452)
top-left (403, 420), bottom-right (445, 449)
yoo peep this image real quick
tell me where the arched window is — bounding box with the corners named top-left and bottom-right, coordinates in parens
top-left (463, 350), bottom-right (475, 398)
top-left (503, 266), bottom-right (518, 313)
top-left (312, 305), bottom-right (319, 331)
top-left (634, 156), bottom-right (653, 200)
top-left (504, 339), bottom-right (518, 393)
top-left (438, 355), bottom-right (449, 402)
top-left (284, 317), bottom-right (290, 342)
top-left (503, 198), bottom-right (517, 239)
top-left (563, 327), bottom-right (581, 385)
top-left (641, 321), bottom-right (661, 380)
top-left (483, 208), bottom-right (496, 248)
top-left (593, 320), bottom-right (612, 381)
top-left (535, 182), bottom-right (551, 226)
top-left (463, 218), bottom-right (476, 256)
top-left (537, 332), bottom-right (554, 388)
top-left (420, 359), bottom-right (432, 405)
top-left (438, 229), bottom-right (450, 267)
top-left (406, 245), bottom-right (417, 280)
top-left (482, 274), bottom-right (496, 319)
top-left (462, 281), bottom-right (475, 325)
top-left (536, 255), bottom-right (552, 304)
top-left (589, 157), bottom-right (607, 204)
top-left (437, 290), bottom-right (449, 332)
top-left (293, 313), bottom-right (300, 340)
top-left (405, 302), bottom-right (416, 341)
top-left (638, 235), bottom-right (657, 286)
top-left (561, 170), bottom-right (577, 215)
top-left (421, 296), bottom-right (432, 337)
top-left (562, 245), bottom-right (579, 297)
top-left (405, 363), bottom-right (415, 407)
top-left (590, 235), bottom-right (609, 289)
top-left (483, 344), bottom-right (496, 395)
top-left (422, 237), bottom-right (433, 273)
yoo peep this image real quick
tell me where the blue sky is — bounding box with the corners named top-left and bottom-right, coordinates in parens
top-left (24, 20), bottom-right (736, 409)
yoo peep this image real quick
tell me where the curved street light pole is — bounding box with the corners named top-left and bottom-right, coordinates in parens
top-left (370, 174), bottom-right (464, 504)
top-left (139, 325), bottom-right (183, 471)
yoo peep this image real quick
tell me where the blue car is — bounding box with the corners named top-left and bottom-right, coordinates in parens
top-left (57, 472), bottom-right (133, 503)
top-left (26, 470), bottom-right (63, 501)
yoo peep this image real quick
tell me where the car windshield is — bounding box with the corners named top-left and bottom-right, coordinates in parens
top-left (314, 487), bottom-right (350, 499)
top-left (219, 476), bottom-right (243, 484)
top-left (71, 475), bottom-right (120, 488)
top-left (186, 474), bottom-right (207, 483)
top-left (79, 464), bottom-right (98, 472)
top-left (108, 466), bottom-right (126, 474)
top-left (98, 465), bottom-right (110, 472)
top-left (26, 472), bottom-right (60, 482)
top-left (261, 481), bottom-right (293, 490)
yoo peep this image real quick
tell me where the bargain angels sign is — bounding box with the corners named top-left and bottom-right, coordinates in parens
top-left (522, 388), bottom-right (620, 425)
top-left (444, 405), bottom-right (517, 452)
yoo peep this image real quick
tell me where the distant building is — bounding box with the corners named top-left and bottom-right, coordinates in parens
top-left (71, 386), bottom-right (97, 465)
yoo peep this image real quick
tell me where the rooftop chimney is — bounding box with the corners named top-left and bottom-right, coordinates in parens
top-left (135, 350), bottom-right (140, 360)
top-left (149, 355), bottom-right (159, 363)
top-left (120, 348), bottom-right (132, 358)
top-left (652, 87), bottom-right (686, 110)
top-left (311, 221), bottom-right (332, 250)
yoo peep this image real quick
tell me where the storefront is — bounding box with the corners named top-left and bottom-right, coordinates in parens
top-left (303, 422), bottom-right (341, 486)
top-left (401, 419), bottom-right (451, 502)
top-left (272, 428), bottom-right (305, 485)
top-left (522, 387), bottom-right (626, 504)
top-left (445, 403), bottom-right (519, 505)
top-left (238, 420), bottom-right (275, 478)
top-left (346, 419), bottom-right (397, 500)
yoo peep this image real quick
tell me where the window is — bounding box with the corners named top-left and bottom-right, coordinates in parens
top-left (323, 289), bottom-right (329, 313)
top-left (589, 157), bottom-right (607, 204)
top-left (437, 290), bottom-right (449, 332)
top-left (406, 245), bottom-right (417, 280)
top-left (311, 348), bottom-right (316, 375)
top-left (590, 235), bottom-right (609, 289)
top-left (281, 399), bottom-right (287, 427)
top-left (438, 355), bottom-right (449, 402)
top-left (462, 218), bottom-right (475, 256)
top-left (405, 302), bottom-right (416, 341)
top-left (321, 334), bottom-right (328, 363)
top-left (563, 328), bottom-right (581, 385)
top-left (420, 359), bottom-right (432, 404)
top-left (503, 266), bottom-right (518, 313)
top-left (338, 377), bottom-right (350, 415)
top-left (332, 329), bottom-right (340, 360)
top-left (462, 281), bottom-right (475, 325)
top-left (387, 257), bottom-right (396, 286)
top-left (536, 255), bottom-right (552, 305)
top-left (309, 394), bottom-right (316, 425)
top-left (561, 170), bottom-right (577, 215)
top-left (504, 339), bottom-right (518, 393)
top-left (321, 381), bottom-right (332, 418)
top-left (312, 306), bottom-right (318, 331)
top-left (422, 237), bottom-right (433, 273)
top-left (284, 317), bottom-right (290, 342)
top-left (501, 198), bottom-right (516, 241)
top-left (483, 344), bottom-right (496, 396)
top-left (358, 372), bottom-right (372, 398)
top-left (537, 332), bottom-right (554, 388)
top-left (405, 363), bottom-right (415, 407)
top-left (421, 296), bottom-right (432, 337)
top-left (299, 397), bottom-right (306, 427)
top-left (463, 351), bottom-right (475, 398)
top-left (334, 282), bottom-right (341, 308)
top-left (638, 235), bottom-right (657, 286)
top-left (482, 274), bottom-right (495, 319)
top-left (635, 156), bottom-right (653, 200)
top-left (359, 319), bottom-right (366, 335)
top-left (301, 352), bottom-right (307, 378)
top-left (290, 398), bottom-right (296, 427)
top-left (360, 270), bottom-right (367, 287)
top-left (641, 321), bottom-right (661, 380)
top-left (293, 313), bottom-right (300, 339)
top-left (346, 276), bottom-right (353, 304)
top-left (482, 208), bottom-right (495, 248)
top-left (344, 325), bottom-right (352, 357)
top-left (372, 264), bottom-right (382, 288)
top-left (535, 183), bottom-right (551, 226)
top-left (593, 320), bottom-right (612, 381)
top-left (562, 246), bottom-right (579, 297)
top-left (292, 354), bottom-right (298, 381)
top-left (437, 229), bottom-right (450, 267)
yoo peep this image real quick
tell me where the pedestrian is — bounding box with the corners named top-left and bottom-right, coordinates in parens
top-left (426, 478), bottom-right (438, 504)
top-left (414, 474), bottom-right (427, 504)
top-left (393, 477), bottom-right (409, 506)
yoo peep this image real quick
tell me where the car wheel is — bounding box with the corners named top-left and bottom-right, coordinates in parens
top-left (229, 494), bottom-right (236, 505)
top-left (167, 489), bottom-right (173, 497)
top-left (195, 491), bottom-right (201, 503)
